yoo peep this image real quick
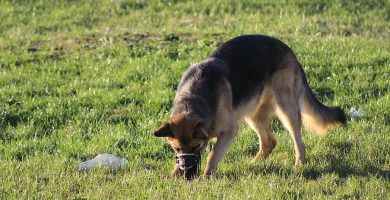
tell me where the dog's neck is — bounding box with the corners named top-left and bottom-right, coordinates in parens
top-left (171, 58), bottom-right (228, 123)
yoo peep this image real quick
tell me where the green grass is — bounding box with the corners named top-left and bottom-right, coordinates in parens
top-left (0, 0), bottom-right (389, 199)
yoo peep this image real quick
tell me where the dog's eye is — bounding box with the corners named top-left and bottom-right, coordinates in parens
top-left (174, 147), bottom-right (181, 152)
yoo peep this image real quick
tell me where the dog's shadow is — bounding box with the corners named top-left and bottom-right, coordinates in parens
top-left (221, 141), bottom-right (389, 181)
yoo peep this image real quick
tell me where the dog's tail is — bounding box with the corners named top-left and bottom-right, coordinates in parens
top-left (299, 67), bottom-right (346, 135)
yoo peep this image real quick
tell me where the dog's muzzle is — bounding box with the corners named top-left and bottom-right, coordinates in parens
top-left (176, 152), bottom-right (201, 180)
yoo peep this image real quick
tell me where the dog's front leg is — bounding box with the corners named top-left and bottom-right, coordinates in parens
top-left (170, 164), bottom-right (181, 176)
top-left (204, 127), bottom-right (237, 176)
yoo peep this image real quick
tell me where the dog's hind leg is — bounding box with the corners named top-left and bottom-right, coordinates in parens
top-left (246, 102), bottom-right (276, 161)
top-left (272, 67), bottom-right (306, 166)
top-left (275, 102), bottom-right (306, 166)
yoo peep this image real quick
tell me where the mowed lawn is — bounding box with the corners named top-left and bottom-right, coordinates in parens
top-left (0, 0), bottom-right (389, 199)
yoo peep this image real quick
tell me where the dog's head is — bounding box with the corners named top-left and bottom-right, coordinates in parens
top-left (154, 115), bottom-right (210, 155)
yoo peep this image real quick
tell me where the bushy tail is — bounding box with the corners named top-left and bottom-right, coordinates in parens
top-left (299, 67), bottom-right (346, 135)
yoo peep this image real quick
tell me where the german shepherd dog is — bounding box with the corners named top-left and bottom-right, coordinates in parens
top-left (154, 35), bottom-right (346, 177)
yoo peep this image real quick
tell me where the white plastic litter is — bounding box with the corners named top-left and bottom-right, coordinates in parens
top-left (78, 153), bottom-right (128, 171)
top-left (349, 107), bottom-right (364, 119)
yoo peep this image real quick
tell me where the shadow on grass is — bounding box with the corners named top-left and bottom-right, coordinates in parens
top-left (301, 141), bottom-right (389, 181)
top-left (222, 141), bottom-right (389, 181)
top-left (222, 158), bottom-right (389, 181)
top-left (300, 157), bottom-right (389, 181)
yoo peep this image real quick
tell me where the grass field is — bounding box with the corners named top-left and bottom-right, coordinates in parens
top-left (0, 0), bottom-right (389, 199)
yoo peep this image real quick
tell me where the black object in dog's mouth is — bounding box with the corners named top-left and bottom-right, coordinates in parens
top-left (176, 152), bottom-right (201, 180)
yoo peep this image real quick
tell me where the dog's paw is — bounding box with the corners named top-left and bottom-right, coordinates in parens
top-left (202, 174), bottom-right (213, 179)
top-left (294, 158), bottom-right (307, 166)
top-left (250, 156), bottom-right (263, 163)
top-left (170, 169), bottom-right (181, 177)
top-left (252, 150), bottom-right (272, 162)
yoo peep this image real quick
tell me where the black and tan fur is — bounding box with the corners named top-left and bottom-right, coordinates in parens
top-left (154, 35), bottom-right (346, 176)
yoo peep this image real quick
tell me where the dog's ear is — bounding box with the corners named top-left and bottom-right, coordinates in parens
top-left (194, 122), bottom-right (211, 139)
top-left (154, 122), bottom-right (173, 137)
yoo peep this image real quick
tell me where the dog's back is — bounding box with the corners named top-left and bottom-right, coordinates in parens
top-left (210, 35), bottom-right (292, 107)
